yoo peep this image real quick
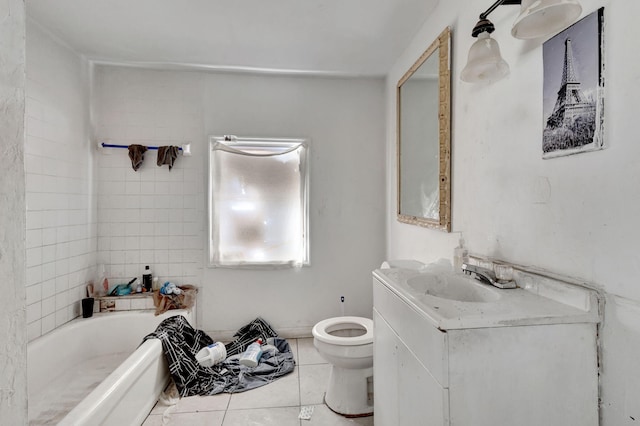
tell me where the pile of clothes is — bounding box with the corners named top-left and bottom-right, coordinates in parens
top-left (144, 316), bottom-right (295, 396)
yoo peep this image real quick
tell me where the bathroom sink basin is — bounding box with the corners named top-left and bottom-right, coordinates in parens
top-left (374, 263), bottom-right (601, 330)
top-left (406, 274), bottom-right (501, 303)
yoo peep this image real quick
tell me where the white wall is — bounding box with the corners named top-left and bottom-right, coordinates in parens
top-left (24, 21), bottom-right (96, 341)
top-left (0, 0), bottom-right (27, 421)
top-left (94, 68), bottom-right (386, 335)
top-left (385, 0), bottom-right (640, 423)
top-left (202, 74), bottom-right (386, 334)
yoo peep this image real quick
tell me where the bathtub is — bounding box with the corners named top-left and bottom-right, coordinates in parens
top-left (28, 308), bottom-right (194, 426)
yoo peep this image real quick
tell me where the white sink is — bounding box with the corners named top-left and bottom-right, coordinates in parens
top-left (373, 266), bottom-right (600, 330)
top-left (407, 274), bottom-right (501, 303)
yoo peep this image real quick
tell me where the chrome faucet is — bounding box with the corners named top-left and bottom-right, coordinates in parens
top-left (461, 263), bottom-right (517, 289)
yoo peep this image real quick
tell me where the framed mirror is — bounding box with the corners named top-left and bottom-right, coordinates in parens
top-left (397, 27), bottom-right (451, 231)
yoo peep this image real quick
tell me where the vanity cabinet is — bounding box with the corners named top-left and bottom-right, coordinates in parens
top-left (373, 275), bottom-right (599, 426)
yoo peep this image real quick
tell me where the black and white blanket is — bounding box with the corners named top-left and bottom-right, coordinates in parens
top-left (143, 315), bottom-right (295, 397)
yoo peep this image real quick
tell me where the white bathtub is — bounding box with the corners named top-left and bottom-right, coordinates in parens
top-left (28, 309), bottom-right (194, 426)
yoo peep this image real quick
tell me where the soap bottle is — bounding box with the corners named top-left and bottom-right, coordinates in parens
top-left (239, 339), bottom-right (263, 367)
top-left (453, 238), bottom-right (469, 272)
top-left (143, 265), bottom-right (153, 292)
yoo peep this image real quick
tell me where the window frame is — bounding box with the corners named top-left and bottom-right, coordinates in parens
top-left (207, 135), bottom-right (310, 268)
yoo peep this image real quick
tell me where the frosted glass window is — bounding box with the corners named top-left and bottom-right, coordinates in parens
top-left (208, 136), bottom-right (309, 267)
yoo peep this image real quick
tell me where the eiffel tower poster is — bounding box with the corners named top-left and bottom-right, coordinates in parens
top-left (542, 8), bottom-right (604, 159)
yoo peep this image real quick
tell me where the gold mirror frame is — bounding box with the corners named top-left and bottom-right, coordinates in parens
top-left (397, 26), bottom-right (451, 231)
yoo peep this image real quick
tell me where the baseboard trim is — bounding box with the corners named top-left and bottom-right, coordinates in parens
top-left (205, 326), bottom-right (313, 343)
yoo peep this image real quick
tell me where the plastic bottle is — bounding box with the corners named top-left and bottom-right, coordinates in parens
top-left (239, 339), bottom-right (263, 367)
top-left (152, 277), bottom-right (159, 292)
top-left (98, 264), bottom-right (109, 296)
top-left (453, 238), bottom-right (469, 272)
top-left (195, 342), bottom-right (227, 367)
top-left (143, 265), bottom-right (153, 292)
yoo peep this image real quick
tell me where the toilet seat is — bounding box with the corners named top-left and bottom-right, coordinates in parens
top-left (312, 316), bottom-right (373, 346)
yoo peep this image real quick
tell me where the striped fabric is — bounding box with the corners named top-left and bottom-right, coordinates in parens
top-left (144, 315), bottom-right (294, 397)
top-left (224, 317), bottom-right (279, 357)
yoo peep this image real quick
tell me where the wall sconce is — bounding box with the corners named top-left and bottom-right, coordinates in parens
top-left (461, 0), bottom-right (582, 83)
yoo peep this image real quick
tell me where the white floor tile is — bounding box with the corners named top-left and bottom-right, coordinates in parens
top-left (227, 367), bottom-right (300, 410)
top-left (299, 364), bottom-right (331, 405)
top-left (141, 337), bottom-right (380, 426)
top-left (297, 338), bottom-right (325, 365)
top-left (287, 338), bottom-right (299, 364)
top-left (143, 410), bottom-right (225, 426)
top-left (151, 393), bottom-right (230, 414)
top-left (222, 407), bottom-right (301, 426)
top-left (305, 404), bottom-right (374, 425)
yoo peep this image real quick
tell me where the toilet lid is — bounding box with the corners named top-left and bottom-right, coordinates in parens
top-left (313, 316), bottom-right (373, 346)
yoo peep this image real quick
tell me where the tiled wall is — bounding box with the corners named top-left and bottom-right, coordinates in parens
top-left (24, 22), bottom-right (96, 341)
top-left (93, 66), bottom-right (205, 291)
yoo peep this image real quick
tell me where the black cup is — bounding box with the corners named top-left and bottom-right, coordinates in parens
top-left (82, 297), bottom-right (95, 318)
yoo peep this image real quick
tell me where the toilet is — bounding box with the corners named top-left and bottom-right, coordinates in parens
top-left (312, 316), bottom-right (374, 417)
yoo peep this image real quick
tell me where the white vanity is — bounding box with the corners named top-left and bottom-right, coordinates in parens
top-left (372, 265), bottom-right (600, 426)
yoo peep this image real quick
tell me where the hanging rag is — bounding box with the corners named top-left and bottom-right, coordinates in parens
top-left (128, 144), bottom-right (148, 171)
top-left (157, 145), bottom-right (180, 170)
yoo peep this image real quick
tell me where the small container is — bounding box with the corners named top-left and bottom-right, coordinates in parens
top-left (195, 342), bottom-right (227, 367)
top-left (239, 339), bottom-right (263, 367)
top-left (143, 265), bottom-right (153, 292)
top-left (152, 277), bottom-right (159, 292)
top-left (82, 297), bottom-right (95, 318)
top-left (453, 239), bottom-right (469, 272)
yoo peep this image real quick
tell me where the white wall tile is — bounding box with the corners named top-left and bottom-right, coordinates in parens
top-left (26, 284), bottom-right (41, 305)
top-left (27, 321), bottom-right (41, 341)
top-left (42, 262), bottom-right (56, 281)
top-left (55, 275), bottom-right (68, 293)
top-left (55, 291), bottom-right (68, 310)
top-left (41, 280), bottom-right (56, 300)
top-left (25, 229), bottom-right (42, 249)
top-left (41, 295), bottom-right (56, 317)
top-left (55, 308), bottom-right (69, 327)
top-left (26, 302), bottom-right (41, 324)
top-left (26, 248), bottom-right (42, 268)
top-left (115, 299), bottom-right (131, 311)
top-left (26, 266), bottom-right (42, 287)
top-left (130, 297), bottom-right (147, 310)
top-left (41, 314), bottom-right (55, 335)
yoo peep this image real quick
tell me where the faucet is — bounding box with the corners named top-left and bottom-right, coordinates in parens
top-left (461, 263), bottom-right (517, 289)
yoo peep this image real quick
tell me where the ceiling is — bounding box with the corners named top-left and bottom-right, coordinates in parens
top-left (27, 0), bottom-right (438, 77)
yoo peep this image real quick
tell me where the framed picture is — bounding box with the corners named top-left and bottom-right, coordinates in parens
top-left (542, 7), bottom-right (604, 159)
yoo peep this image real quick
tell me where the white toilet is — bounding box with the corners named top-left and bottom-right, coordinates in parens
top-left (312, 316), bottom-right (374, 417)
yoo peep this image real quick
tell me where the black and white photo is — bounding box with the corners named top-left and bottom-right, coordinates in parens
top-left (542, 8), bottom-right (605, 159)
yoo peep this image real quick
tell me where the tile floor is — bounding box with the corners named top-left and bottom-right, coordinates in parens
top-left (143, 338), bottom-right (374, 426)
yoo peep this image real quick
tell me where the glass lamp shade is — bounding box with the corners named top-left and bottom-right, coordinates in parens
top-left (460, 32), bottom-right (510, 83)
top-left (511, 0), bottom-right (582, 39)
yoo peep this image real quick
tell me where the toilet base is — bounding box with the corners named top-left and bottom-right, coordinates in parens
top-left (324, 365), bottom-right (374, 417)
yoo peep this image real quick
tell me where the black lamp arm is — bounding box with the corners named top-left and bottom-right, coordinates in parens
top-left (479, 0), bottom-right (521, 19)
